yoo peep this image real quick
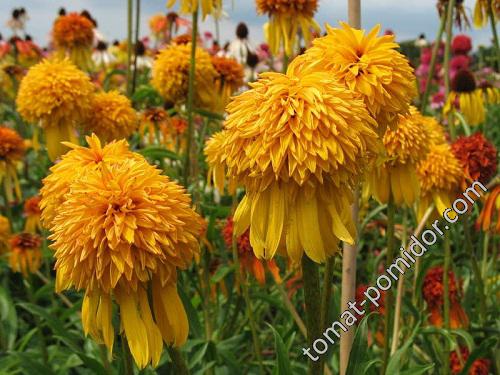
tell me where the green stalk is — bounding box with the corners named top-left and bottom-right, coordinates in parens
top-left (302, 255), bottom-right (323, 375)
top-left (481, 232), bottom-right (490, 279)
top-left (488, 0), bottom-right (500, 71)
top-left (420, 10), bottom-right (447, 113)
top-left (126, 0), bottom-right (133, 96)
top-left (121, 335), bottom-right (134, 375)
top-left (442, 236), bottom-right (451, 375)
top-left (443, 0), bottom-right (456, 140)
top-left (380, 197), bottom-right (395, 375)
top-left (183, 10), bottom-right (199, 187)
top-left (131, 0), bottom-right (141, 95)
top-left (320, 257), bottom-right (335, 331)
top-left (26, 277), bottom-right (48, 364)
top-left (167, 347), bottom-right (190, 375)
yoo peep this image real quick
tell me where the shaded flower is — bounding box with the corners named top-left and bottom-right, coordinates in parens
top-left (422, 266), bottom-right (468, 329)
top-left (473, 0), bottom-right (499, 28)
top-left (451, 133), bottom-right (497, 184)
top-left (256, 0), bottom-right (320, 56)
top-left (42, 137), bottom-right (201, 368)
top-left (476, 185), bottom-right (500, 233)
top-left (139, 107), bottom-right (168, 144)
top-left (85, 91), bottom-right (137, 142)
top-left (167, 0), bottom-right (223, 20)
top-left (8, 233), bottom-right (42, 277)
top-left (23, 196), bottom-right (42, 233)
top-left (211, 55), bottom-right (245, 112)
top-left (16, 59), bottom-right (94, 160)
top-left (450, 346), bottom-right (490, 375)
top-left (0, 126), bottom-right (25, 202)
top-left (0, 215), bottom-right (11, 254)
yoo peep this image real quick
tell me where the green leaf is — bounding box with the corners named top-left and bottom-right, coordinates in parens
top-left (193, 108), bottom-right (225, 121)
top-left (399, 363), bottom-right (435, 375)
top-left (346, 312), bottom-right (376, 375)
top-left (385, 320), bottom-right (422, 374)
top-left (178, 286), bottom-right (203, 339)
top-left (267, 324), bottom-right (292, 375)
top-left (138, 146), bottom-right (181, 161)
top-left (103, 69), bottom-right (126, 91)
top-left (210, 265), bottom-right (235, 284)
top-left (13, 352), bottom-right (55, 375)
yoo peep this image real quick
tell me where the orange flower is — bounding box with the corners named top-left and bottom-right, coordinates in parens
top-left (140, 108), bottom-right (168, 144)
top-left (0, 126), bottom-right (25, 202)
top-left (422, 266), bottom-right (469, 329)
top-left (476, 185), bottom-right (500, 233)
top-left (9, 233), bottom-right (42, 277)
top-left (23, 196), bottom-right (42, 233)
top-left (450, 346), bottom-right (490, 375)
top-left (222, 217), bottom-right (281, 285)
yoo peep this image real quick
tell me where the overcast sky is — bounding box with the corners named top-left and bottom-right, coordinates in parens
top-left (0, 0), bottom-right (493, 48)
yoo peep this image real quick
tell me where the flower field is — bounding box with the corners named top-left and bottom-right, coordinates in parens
top-left (0, 1), bottom-right (499, 374)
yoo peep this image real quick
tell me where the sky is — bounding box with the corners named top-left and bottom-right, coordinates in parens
top-left (0, 0), bottom-right (494, 49)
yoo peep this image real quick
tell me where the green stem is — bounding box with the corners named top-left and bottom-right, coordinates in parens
top-left (121, 335), bottom-right (134, 375)
top-left (99, 344), bottom-right (113, 375)
top-left (131, 0), bottom-right (141, 95)
top-left (183, 10), bottom-right (199, 187)
top-left (167, 347), bottom-right (190, 375)
top-left (126, 0), bottom-right (133, 96)
top-left (302, 255), bottom-right (323, 375)
top-left (420, 9), bottom-right (447, 113)
top-left (320, 257), bottom-right (335, 331)
top-left (443, 0), bottom-right (456, 140)
top-left (381, 197), bottom-right (395, 375)
top-left (26, 277), bottom-right (48, 365)
top-left (282, 54), bottom-right (289, 73)
top-left (481, 232), bottom-right (489, 279)
top-left (442, 236), bottom-right (451, 375)
top-left (487, 0), bottom-right (500, 71)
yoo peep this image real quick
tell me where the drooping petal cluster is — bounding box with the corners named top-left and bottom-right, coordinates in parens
top-left (473, 0), bottom-right (499, 28)
top-left (24, 196), bottom-right (42, 233)
top-left (85, 91), bottom-right (137, 142)
top-left (0, 126), bottom-right (25, 202)
top-left (0, 215), bottom-right (11, 254)
top-left (167, 0), bottom-right (223, 20)
top-left (476, 185), bottom-right (500, 234)
top-left (151, 43), bottom-right (217, 108)
top-left (40, 134), bottom-right (201, 368)
top-left (206, 68), bottom-right (379, 263)
top-left (211, 56), bottom-right (245, 112)
top-left (256, 0), bottom-right (321, 56)
top-left (297, 22), bottom-right (416, 132)
top-left (16, 58), bottom-right (94, 160)
top-left (8, 233), bottom-right (42, 277)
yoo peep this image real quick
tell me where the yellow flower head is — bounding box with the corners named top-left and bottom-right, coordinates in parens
top-left (151, 43), bottom-right (217, 108)
top-left (85, 91), bottom-right (137, 142)
top-left (167, 0), bottom-right (222, 19)
top-left (0, 126), bottom-right (25, 202)
top-left (473, 0), bottom-right (499, 28)
top-left (9, 233), bottom-right (42, 277)
top-left (365, 107), bottom-right (429, 206)
top-left (417, 143), bottom-right (464, 218)
top-left (0, 215), bottom-right (11, 254)
top-left (205, 130), bottom-right (236, 192)
top-left (206, 68), bottom-right (378, 263)
top-left (43, 139), bottom-right (201, 368)
top-left (211, 56), bottom-right (245, 112)
top-left (16, 59), bottom-right (94, 160)
top-left (298, 22), bottom-right (416, 132)
top-left (257, 0), bottom-right (320, 56)
top-left (24, 196), bottom-right (42, 233)
top-left (39, 134), bottom-right (141, 228)
top-left (423, 115), bottom-right (447, 146)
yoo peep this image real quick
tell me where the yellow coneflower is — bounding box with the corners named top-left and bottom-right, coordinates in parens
top-left (473, 0), bottom-right (499, 28)
top-left (480, 82), bottom-right (500, 104)
top-left (295, 22), bottom-right (416, 133)
top-left (0, 215), bottom-right (11, 254)
top-left (204, 130), bottom-right (236, 193)
top-left (52, 13), bottom-right (94, 71)
top-left (416, 143), bottom-right (464, 220)
top-left (151, 43), bottom-right (217, 109)
top-left (211, 56), bottom-right (245, 112)
top-left (444, 69), bottom-right (485, 126)
top-left (85, 91), bottom-right (137, 142)
top-left (365, 107), bottom-right (429, 206)
top-left (0, 126), bottom-right (25, 202)
top-left (205, 68), bottom-right (378, 263)
top-left (42, 138), bottom-right (201, 368)
top-left (8, 233), bottom-right (42, 277)
top-left (16, 59), bottom-right (94, 161)
top-left (256, 0), bottom-right (321, 56)
top-left (23, 196), bottom-right (42, 233)
top-left (167, 0), bottom-right (222, 20)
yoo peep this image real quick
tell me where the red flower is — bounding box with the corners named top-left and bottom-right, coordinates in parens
top-left (450, 346), bottom-right (490, 375)
top-left (450, 55), bottom-right (470, 73)
top-left (451, 133), bottom-right (497, 184)
top-left (452, 34), bottom-right (472, 55)
top-left (476, 185), bottom-right (500, 234)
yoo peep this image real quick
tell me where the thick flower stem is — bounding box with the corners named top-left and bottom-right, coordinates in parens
top-left (302, 255), bottom-right (323, 375)
top-left (131, 0), bottom-right (141, 95)
top-left (26, 277), bottom-right (48, 365)
top-left (126, 0), bottom-right (133, 96)
top-left (168, 347), bottom-right (190, 375)
top-left (443, 0), bottom-right (456, 140)
top-left (121, 336), bottom-right (134, 375)
top-left (488, 0), bottom-right (500, 71)
top-left (381, 197), bottom-right (395, 375)
top-left (420, 9), bottom-right (447, 113)
top-left (183, 10), bottom-right (199, 187)
top-left (442, 235), bottom-right (451, 375)
top-left (320, 257), bottom-right (336, 331)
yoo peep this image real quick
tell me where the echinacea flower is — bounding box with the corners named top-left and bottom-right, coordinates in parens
top-left (451, 133), bottom-right (497, 184)
top-left (476, 185), bottom-right (500, 233)
top-left (473, 0), bottom-right (499, 28)
top-left (365, 107), bottom-right (429, 206)
top-left (296, 22), bottom-right (416, 132)
top-left (0, 215), bottom-right (11, 254)
top-left (8, 233), bottom-right (42, 277)
top-left (0, 126), bottom-right (25, 202)
top-left (444, 69), bottom-right (485, 126)
top-left (222, 216), bottom-right (281, 285)
top-left (422, 266), bottom-right (469, 329)
top-left (206, 68), bottom-right (378, 263)
top-left (256, 0), bottom-right (321, 56)
top-left (151, 43), bottom-right (217, 109)
top-left (84, 91), bottom-right (137, 142)
top-left (42, 138), bottom-right (201, 368)
top-left (450, 346), bottom-right (490, 375)
top-left (166, 0), bottom-right (223, 20)
top-left (16, 59), bottom-right (94, 160)
top-left (52, 13), bottom-right (94, 71)
top-left (416, 143), bottom-right (464, 219)
top-left (23, 196), bottom-right (42, 233)
top-left (211, 56), bottom-right (245, 112)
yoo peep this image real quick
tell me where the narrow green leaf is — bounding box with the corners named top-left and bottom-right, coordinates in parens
top-left (267, 324), bottom-right (292, 375)
top-left (346, 312), bottom-right (375, 375)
